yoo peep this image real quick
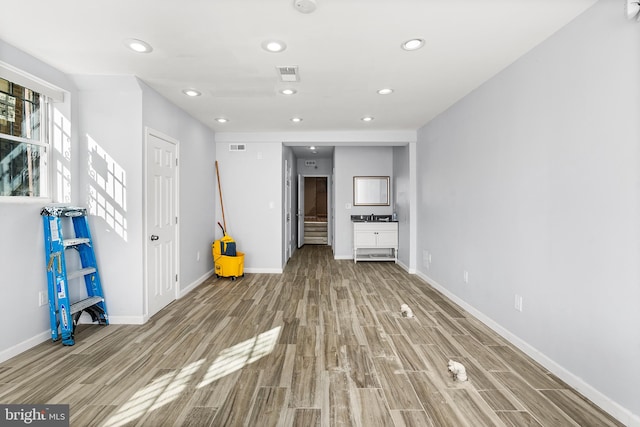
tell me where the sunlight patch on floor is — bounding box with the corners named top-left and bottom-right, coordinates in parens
top-left (102, 326), bottom-right (281, 426)
top-left (198, 326), bottom-right (281, 389)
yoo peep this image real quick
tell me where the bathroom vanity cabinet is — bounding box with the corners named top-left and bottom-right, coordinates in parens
top-left (352, 221), bottom-right (398, 263)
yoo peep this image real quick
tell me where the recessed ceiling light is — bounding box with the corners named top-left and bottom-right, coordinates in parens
top-left (361, 116), bottom-right (374, 122)
top-left (124, 38), bottom-right (153, 53)
top-left (262, 40), bottom-right (287, 53)
top-left (182, 89), bottom-right (201, 97)
top-left (280, 88), bottom-right (297, 95)
top-left (291, 117), bottom-right (303, 123)
top-left (377, 88), bottom-right (394, 95)
top-left (215, 118), bottom-right (228, 123)
top-left (401, 38), bottom-right (425, 51)
top-left (309, 146), bottom-right (316, 150)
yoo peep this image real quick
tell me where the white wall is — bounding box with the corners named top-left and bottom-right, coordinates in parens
top-left (416, 1), bottom-right (640, 424)
top-left (0, 40), bottom-right (76, 361)
top-left (0, 42), bottom-right (217, 360)
top-left (216, 131), bottom-right (416, 270)
top-left (334, 146), bottom-right (394, 259)
top-left (140, 82), bottom-right (216, 294)
top-left (72, 76), bottom-right (217, 322)
top-left (214, 141), bottom-right (283, 272)
top-left (297, 157), bottom-right (332, 175)
top-left (72, 75), bottom-right (145, 323)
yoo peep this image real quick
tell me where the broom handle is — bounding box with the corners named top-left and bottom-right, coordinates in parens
top-left (215, 161), bottom-right (227, 233)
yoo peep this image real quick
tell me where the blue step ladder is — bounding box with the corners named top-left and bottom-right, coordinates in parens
top-left (41, 206), bottom-right (108, 346)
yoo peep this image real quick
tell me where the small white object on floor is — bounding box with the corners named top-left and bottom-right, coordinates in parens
top-left (448, 359), bottom-right (468, 382)
top-left (400, 303), bottom-right (415, 318)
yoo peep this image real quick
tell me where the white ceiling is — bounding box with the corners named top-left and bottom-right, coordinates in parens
top-left (0, 0), bottom-right (597, 134)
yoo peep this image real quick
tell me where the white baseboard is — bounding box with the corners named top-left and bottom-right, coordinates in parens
top-left (415, 271), bottom-right (640, 427)
top-left (179, 269), bottom-right (214, 298)
top-left (397, 260), bottom-right (410, 272)
top-left (243, 267), bottom-right (283, 274)
top-left (1, 317), bottom-right (145, 364)
top-left (107, 315), bottom-right (146, 325)
top-left (0, 330), bottom-right (50, 364)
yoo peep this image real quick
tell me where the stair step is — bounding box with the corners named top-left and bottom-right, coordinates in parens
top-left (67, 267), bottom-right (97, 280)
top-left (70, 296), bottom-right (104, 314)
top-left (63, 238), bottom-right (90, 247)
top-left (305, 236), bottom-right (328, 244)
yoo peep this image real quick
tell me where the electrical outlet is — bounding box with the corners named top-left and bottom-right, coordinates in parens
top-left (197, 251), bottom-right (201, 261)
top-left (463, 271), bottom-right (469, 284)
top-left (38, 291), bottom-right (46, 307)
top-left (514, 294), bottom-right (523, 312)
top-left (423, 250), bottom-right (429, 266)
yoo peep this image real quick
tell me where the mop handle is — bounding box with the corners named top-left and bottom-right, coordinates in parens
top-left (215, 161), bottom-right (227, 233)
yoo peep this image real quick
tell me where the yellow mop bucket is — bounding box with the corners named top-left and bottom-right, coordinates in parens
top-left (212, 223), bottom-right (244, 280)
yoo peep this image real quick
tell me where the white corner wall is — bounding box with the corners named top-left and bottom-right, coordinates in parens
top-left (73, 76), bottom-right (218, 322)
top-left (416, 1), bottom-right (640, 424)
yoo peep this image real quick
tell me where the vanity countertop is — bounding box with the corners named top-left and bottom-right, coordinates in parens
top-left (351, 214), bottom-right (397, 223)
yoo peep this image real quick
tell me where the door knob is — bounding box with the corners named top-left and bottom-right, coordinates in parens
top-left (150, 235), bottom-right (159, 241)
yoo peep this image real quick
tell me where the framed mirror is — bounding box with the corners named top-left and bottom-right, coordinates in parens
top-left (353, 176), bottom-right (390, 206)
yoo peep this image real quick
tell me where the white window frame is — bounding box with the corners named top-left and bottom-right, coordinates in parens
top-left (0, 73), bottom-right (53, 202)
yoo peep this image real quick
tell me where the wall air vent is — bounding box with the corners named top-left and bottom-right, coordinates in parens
top-left (276, 66), bottom-right (299, 82)
top-left (229, 144), bottom-right (246, 152)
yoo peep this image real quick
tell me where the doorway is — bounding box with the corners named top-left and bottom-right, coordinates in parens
top-left (302, 176), bottom-right (328, 245)
top-left (144, 128), bottom-right (179, 318)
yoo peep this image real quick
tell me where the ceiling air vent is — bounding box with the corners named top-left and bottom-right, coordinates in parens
top-left (276, 65), bottom-right (299, 82)
top-left (229, 144), bottom-right (246, 152)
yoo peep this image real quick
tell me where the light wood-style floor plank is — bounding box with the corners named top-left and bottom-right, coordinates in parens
top-left (0, 245), bottom-right (624, 426)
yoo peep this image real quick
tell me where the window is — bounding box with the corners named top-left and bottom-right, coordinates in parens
top-left (0, 76), bottom-right (48, 198)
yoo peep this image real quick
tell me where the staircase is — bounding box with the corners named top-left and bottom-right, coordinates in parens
top-left (304, 221), bottom-right (328, 245)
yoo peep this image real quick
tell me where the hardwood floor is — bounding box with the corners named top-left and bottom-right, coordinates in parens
top-left (0, 245), bottom-right (623, 426)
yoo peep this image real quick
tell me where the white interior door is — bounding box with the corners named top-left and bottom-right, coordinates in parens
top-left (145, 130), bottom-right (178, 318)
top-left (297, 174), bottom-right (304, 248)
top-left (328, 174), bottom-right (333, 247)
top-left (285, 160), bottom-right (291, 261)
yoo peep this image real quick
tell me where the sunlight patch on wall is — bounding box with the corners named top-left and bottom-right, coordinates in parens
top-left (52, 107), bottom-right (71, 202)
top-left (87, 134), bottom-right (128, 241)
